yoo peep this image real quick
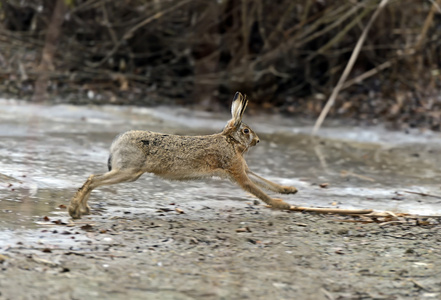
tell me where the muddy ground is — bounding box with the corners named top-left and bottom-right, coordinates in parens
top-left (1, 208), bottom-right (440, 300)
top-left (0, 101), bottom-right (441, 299)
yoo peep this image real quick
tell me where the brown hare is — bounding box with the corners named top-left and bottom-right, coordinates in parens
top-left (68, 92), bottom-right (297, 219)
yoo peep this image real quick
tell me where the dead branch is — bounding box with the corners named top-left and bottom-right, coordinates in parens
top-left (87, 0), bottom-right (194, 68)
top-left (32, 0), bottom-right (67, 103)
top-left (289, 206), bottom-right (373, 215)
top-left (2, 0), bottom-right (441, 132)
top-left (312, 0), bottom-right (390, 135)
top-left (404, 190), bottom-right (441, 200)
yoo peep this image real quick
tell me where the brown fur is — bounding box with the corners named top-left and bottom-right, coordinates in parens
top-left (68, 92), bottom-right (297, 219)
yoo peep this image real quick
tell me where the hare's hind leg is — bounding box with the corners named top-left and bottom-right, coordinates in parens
top-left (247, 171), bottom-right (297, 194)
top-left (229, 168), bottom-right (292, 210)
top-left (68, 168), bottom-right (144, 219)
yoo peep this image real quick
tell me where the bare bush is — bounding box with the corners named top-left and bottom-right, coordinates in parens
top-left (0, 0), bottom-right (440, 129)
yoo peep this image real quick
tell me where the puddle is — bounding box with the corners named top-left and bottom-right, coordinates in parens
top-left (1, 99), bottom-right (441, 247)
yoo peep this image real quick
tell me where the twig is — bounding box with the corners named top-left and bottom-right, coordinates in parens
top-left (253, 4), bottom-right (347, 69)
top-left (101, 2), bottom-right (118, 45)
top-left (341, 170), bottom-right (375, 182)
top-left (404, 190), bottom-right (441, 199)
top-left (312, 0), bottom-right (390, 135)
top-left (341, 60), bottom-right (393, 90)
top-left (241, 0), bottom-right (250, 58)
top-left (289, 206), bottom-right (373, 215)
top-left (416, 0), bottom-right (441, 49)
top-left (428, 0), bottom-right (441, 13)
top-left (313, 2), bottom-right (375, 56)
top-left (0, 173), bottom-right (22, 183)
top-left (410, 279), bottom-right (431, 291)
top-left (302, 1), bottom-right (367, 56)
top-left (314, 142), bottom-right (330, 173)
top-left (87, 0), bottom-right (193, 68)
top-left (378, 220), bottom-right (406, 227)
top-left (321, 288), bottom-right (335, 300)
top-left (32, 0), bottom-right (67, 103)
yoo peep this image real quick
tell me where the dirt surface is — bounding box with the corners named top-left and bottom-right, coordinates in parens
top-left (1, 101), bottom-right (441, 299)
top-left (1, 207), bottom-right (440, 300)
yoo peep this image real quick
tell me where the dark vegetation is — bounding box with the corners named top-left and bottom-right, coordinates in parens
top-left (1, 0), bottom-right (441, 129)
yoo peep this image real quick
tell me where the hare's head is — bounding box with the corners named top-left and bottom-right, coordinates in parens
top-left (222, 92), bottom-right (260, 153)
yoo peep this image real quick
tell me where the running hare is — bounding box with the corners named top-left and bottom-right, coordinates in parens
top-left (68, 92), bottom-right (297, 219)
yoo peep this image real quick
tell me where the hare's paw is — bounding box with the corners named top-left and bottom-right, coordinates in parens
top-left (281, 186), bottom-right (298, 194)
top-left (68, 197), bottom-right (83, 219)
top-left (268, 198), bottom-right (292, 210)
top-left (80, 204), bottom-right (91, 215)
top-left (68, 203), bottom-right (82, 219)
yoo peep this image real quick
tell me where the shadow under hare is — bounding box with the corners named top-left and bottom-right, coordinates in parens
top-left (69, 92), bottom-right (297, 219)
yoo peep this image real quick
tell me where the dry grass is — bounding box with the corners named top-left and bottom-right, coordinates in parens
top-left (1, 0), bottom-right (441, 129)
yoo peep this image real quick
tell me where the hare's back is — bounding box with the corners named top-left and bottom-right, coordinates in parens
top-left (109, 130), bottom-right (233, 175)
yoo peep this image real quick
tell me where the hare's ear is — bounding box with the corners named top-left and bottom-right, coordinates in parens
top-left (231, 92), bottom-right (248, 127)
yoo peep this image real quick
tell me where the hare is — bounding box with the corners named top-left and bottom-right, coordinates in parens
top-left (68, 92), bottom-right (297, 219)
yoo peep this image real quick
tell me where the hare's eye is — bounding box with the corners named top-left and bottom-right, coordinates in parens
top-left (243, 128), bottom-right (249, 134)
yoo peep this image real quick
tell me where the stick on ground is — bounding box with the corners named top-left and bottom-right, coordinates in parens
top-left (289, 206), bottom-right (373, 215)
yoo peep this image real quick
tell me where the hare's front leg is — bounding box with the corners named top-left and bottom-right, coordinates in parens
top-left (229, 168), bottom-right (292, 210)
top-left (247, 170), bottom-right (297, 194)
